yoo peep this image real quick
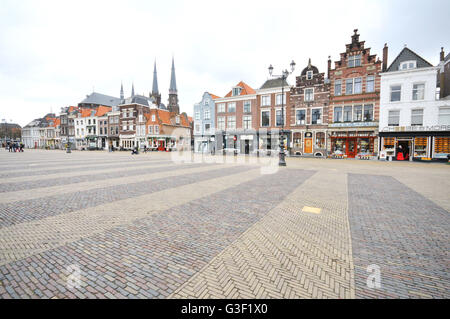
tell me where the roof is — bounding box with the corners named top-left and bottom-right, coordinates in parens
top-left (259, 78), bottom-right (290, 90)
top-left (81, 108), bottom-right (93, 118)
top-left (95, 105), bottom-right (112, 117)
top-left (208, 92), bottom-right (221, 100)
top-left (301, 58), bottom-right (319, 76)
top-left (224, 81), bottom-right (256, 97)
top-left (79, 92), bottom-right (122, 107)
top-left (386, 47), bottom-right (434, 72)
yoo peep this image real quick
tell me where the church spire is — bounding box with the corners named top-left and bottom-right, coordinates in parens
top-left (131, 82), bottom-right (135, 97)
top-left (152, 60), bottom-right (159, 95)
top-left (169, 56), bottom-right (177, 94)
top-left (120, 82), bottom-right (124, 100)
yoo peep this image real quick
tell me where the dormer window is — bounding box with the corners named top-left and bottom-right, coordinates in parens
top-left (232, 87), bottom-right (242, 96)
top-left (176, 116), bottom-right (180, 124)
top-left (306, 71), bottom-right (313, 80)
top-left (348, 54), bottom-right (362, 67)
top-left (399, 60), bottom-right (417, 70)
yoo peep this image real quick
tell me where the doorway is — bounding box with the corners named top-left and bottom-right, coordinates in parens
top-left (244, 140), bottom-right (250, 155)
top-left (347, 138), bottom-right (357, 158)
top-left (397, 140), bottom-right (411, 161)
top-left (158, 140), bottom-right (165, 151)
top-left (304, 138), bottom-right (313, 154)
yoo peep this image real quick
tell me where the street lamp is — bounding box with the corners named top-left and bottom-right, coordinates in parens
top-left (268, 60), bottom-right (295, 166)
top-left (66, 113), bottom-right (71, 153)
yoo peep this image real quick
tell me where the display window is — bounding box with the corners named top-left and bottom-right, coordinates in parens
top-left (434, 137), bottom-right (450, 155)
top-left (414, 137), bottom-right (427, 158)
top-left (315, 132), bottom-right (325, 148)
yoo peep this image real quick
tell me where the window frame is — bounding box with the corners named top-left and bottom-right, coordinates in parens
top-left (390, 85), bottom-right (402, 102)
top-left (411, 108), bottom-right (424, 126)
top-left (388, 110), bottom-right (400, 126)
top-left (304, 88), bottom-right (314, 101)
top-left (261, 110), bottom-right (271, 127)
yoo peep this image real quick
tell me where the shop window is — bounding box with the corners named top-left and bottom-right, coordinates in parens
top-left (333, 139), bottom-right (346, 154)
top-left (434, 137), bottom-right (450, 155)
top-left (315, 132), bottom-right (325, 148)
top-left (383, 137), bottom-right (395, 149)
top-left (388, 110), bottom-right (400, 126)
top-left (293, 133), bottom-right (302, 150)
top-left (414, 137), bottom-right (427, 157)
top-left (358, 138), bottom-right (373, 154)
top-left (411, 109), bottom-right (423, 126)
top-left (353, 105), bottom-right (362, 121)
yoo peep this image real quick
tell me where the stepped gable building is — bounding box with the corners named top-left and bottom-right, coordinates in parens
top-left (379, 46), bottom-right (450, 161)
top-left (328, 29), bottom-right (386, 158)
top-left (289, 59), bottom-right (331, 157)
top-left (256, 77), bottom-right (291, 155)
top-left (214, 81), bottom-right (257, 154)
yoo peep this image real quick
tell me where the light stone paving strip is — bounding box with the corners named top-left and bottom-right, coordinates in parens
top-left (0, 163), bottom-right (217, 204)
top-left (0, 160), bottom-right (170, 185)
top-left (170, 170), bottom-right (355, 299)
top-left (0, 164), bottom-right (253, 228)
top-left (0, 158), bottom-right (164, 177)
top-left (0, 168), bottom-right (309, 299)
top-left (347, 173), bottom-right (450, 299)
top-left (0, 165), bottom-right (260, 265)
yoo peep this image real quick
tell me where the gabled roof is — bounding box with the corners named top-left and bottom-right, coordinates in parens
top-left (207, 92), bottom-right (221, 100)
top-left (386, 47), bottom-right (434, 72)
top-left (79, 92), bottom-right (122, 107)
top-left (224, 81), bottom-right (256, 97)
top-left (81, 108), bottom-right (93, 118)
top-left (95, 105), bottom-right (112, 117)
top-left (259, 78), bottom-right (290, 90)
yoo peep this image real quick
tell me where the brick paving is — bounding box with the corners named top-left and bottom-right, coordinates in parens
top-left (0, 150), bottom-right (449, 299)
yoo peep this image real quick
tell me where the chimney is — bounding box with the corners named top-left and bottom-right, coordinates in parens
top-left (327, 56), bottom-right (331, 79)
top-left (382, 43), bottom-right (388, 72)
top-left (440, 47), bottom-right (445, 62)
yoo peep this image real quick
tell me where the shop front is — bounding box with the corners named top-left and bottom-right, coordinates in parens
top-left (257, 130), bottom-right (290, 156)
top-left (290, 130), bottom-right (327, 157)
top-left (330, 131), bottom-right (377, 158)
top-left (148, 135), bottom-right (177, 151)
top-left (379, 126), bottom-right (450, 161)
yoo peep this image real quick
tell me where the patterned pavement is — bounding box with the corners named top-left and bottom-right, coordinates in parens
top-left (0, 149), bottom-right (449, 299)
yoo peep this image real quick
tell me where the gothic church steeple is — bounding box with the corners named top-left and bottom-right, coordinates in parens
top-left (168, 57), bottom-right (179, 114)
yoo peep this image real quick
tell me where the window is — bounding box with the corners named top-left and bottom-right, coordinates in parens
top-left (261, 111), bottom-right (270, 127)
top-left (217, 117), bottom-right (225, 130)
top-left (227, 102), bottom-right (236, 112)
top-left (93, 119), bottom-right (96, 124)
top-left (334, 80), bottom-right (342, 96)
top-left (148, 126), bottom-right (153, 134)
top-left (195, 124), bottom-right (201, 132)
top-left (232, 87), bottom-right (241, 96)
top-left (154, 125), bottom-right (159, 134)
top-left (227, 116), bottom-right (236, 129)
top-left (390, 85), bottom-right (401, 102)
top-left (217, 103), bottom-right (225, 113)
top-left (276, 109), bottom-right (285, 126)
top-left (366, 76), bottom-right (375, 93)
top-left (88, 119), bottom-right (91, 125)
top-left (388, 110), bottom-right (400, 126)
top-left (243, 115), bottom-right (252, 129)
top-left (344, 106), bottom-right (352, 122)
top-left (296, 109), bottom-right (306, 125)
top-left (438, 107), bottom-right (450, 125)
top-left (346, 79), bottom-right (353, 95)
top-left (276, 93), bottom-right (286, 105)
top-left (261, 95), bottom-right (271, 106)
top-left (311, 109), bottom-right (322, 124)
top-left (204, 109), bottom-right (210, 120)
top-left (110, 127), bottom-right (114, 135)
top-left (100, 128), bottom-right (103, 135)
top-left (306, 71), bottom-right (313, 80)
top-left (354, 77), bottom-right (362, 94)
top-left (304, 88), bottom-right (314, 101)
top-left (411, 109), bottom-right (423, 126)
top-left (363, 104), bottom-right (373, 121)
top-left (152, 114), bottom-right (156, 121)
top-left (400, 60), bottom-right (417, 70)
top-left (348, 54), bottom-right (362, 67)
top-left (353, 105), bottom-right (363, 121)
top-left (138, 114), bottom-right (143, 122)
top-left (315, 132), bottom-right (325, 148)
top-left (412, 84), bottom-right (425, 101)
top-left (204, 99), bottom-right (209, 106)
top-left (205, 123), bottom-right (211, 132)
top-left (176, 116), bottom-right (180, 124)
top-left (122, 124), bottom-right (127, 131)
top-left (334, 107), bottom-right (343, 122)
top-left (195, 111), bottom-right (200, 120)
top-left (243, 101), bottom-right (251, 113)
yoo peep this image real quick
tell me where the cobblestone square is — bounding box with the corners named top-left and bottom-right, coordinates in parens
top-left (0, 150), bottom-right (449, 299)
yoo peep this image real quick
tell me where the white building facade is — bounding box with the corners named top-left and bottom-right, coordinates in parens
top-left (379, 47), bottom-right (450, 161)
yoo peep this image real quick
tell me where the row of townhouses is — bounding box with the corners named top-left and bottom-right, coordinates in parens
top-left (193, 30), bottom-right (450, 161)
top-left (23, 58), bottom-right (193, 151)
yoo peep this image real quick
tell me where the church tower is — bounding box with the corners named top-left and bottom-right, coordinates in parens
top-left (150, 60), bottom-right (161, 107)
top-left (120, 82), bottom-right (124, 100)
top-left (168, 57), bottom-right (180, 114)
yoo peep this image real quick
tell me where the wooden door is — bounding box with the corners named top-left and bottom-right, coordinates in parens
top-left (347, 139), bottom-right (357, 158)
top-left (304, 138), bottom-right (313, 154)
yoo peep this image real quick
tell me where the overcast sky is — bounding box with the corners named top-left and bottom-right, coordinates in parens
top-left (1, 0), bottom-right (449, 127)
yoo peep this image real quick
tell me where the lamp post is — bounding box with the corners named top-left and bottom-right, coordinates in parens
top-left (268, 60), bottom-right (296, 166)
top-left (66, 113), bottom-right (71, 153)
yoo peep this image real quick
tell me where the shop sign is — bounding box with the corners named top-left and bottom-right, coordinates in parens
top-left (382, 125), bottom-right (450, 132)
top-left (329, 122), bottom-right (377, 128)
top-left (240, 135), bottom-right (254, 140)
